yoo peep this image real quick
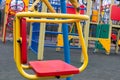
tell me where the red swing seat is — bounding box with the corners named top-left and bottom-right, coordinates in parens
top-left (29, 60), bottom-right (80, 77)
top-left (20, 18), bottom-right (80, 77)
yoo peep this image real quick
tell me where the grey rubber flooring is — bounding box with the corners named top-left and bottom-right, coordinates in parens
top-left (0, 41), bottom-right (120, 80)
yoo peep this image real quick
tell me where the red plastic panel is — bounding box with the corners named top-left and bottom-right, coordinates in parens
top-left (67, 3), bottom-right (85, 14)
top-left (111, 33), bottom-right (117, 41)
top-left (111, 5), bottom-right (120, 21)
top-left (20, 18), bottom-right (27, 64)
top-left (29, 60), bottom-right (79, 77)
top-left (80, 5), bottom-right (85, 14)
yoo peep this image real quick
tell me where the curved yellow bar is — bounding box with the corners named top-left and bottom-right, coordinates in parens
top-left (15, 17), bottom-right (39, 79)
top-left (76, 8), bottom-right (89, 72)
top-left (22, 65), bottom-right (31, 69)
top-left (76, 21), bottom-right (88, 72)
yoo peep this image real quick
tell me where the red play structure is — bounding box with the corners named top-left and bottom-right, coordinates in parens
top-left (67, 3), bottom-right (85, 14)
top-left (111, 4), bottom-right (120, 21)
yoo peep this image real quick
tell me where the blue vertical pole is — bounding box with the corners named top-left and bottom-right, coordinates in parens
top-left (60, 0), bottom-right (72, 80)
top-left (16, 0), bottom-right (18, 10)
top-left (0, 0), bottom-right (1, 4)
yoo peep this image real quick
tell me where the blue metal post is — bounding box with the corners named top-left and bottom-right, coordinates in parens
top-left (0, 0), bottom-right (1, 4)
top-left (16, 0), bottom-right (18, 10)
top-left (60, 0), bottom-right (72, 80)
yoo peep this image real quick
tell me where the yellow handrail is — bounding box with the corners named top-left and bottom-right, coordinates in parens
top-left (26, 18), bottom-right (80, 23)
top-left (16, 12), bottom-right (89, 20)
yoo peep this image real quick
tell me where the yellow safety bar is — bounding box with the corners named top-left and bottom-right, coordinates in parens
top-left (15, 12), bottom-right (89, 19)
top-left (26, 18), bottom-right (80, 23)
top-left (14, 12), bottom-right (89, 79)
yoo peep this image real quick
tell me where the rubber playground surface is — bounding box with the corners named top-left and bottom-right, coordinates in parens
top-left (0, 41), bottom-right (120, 80)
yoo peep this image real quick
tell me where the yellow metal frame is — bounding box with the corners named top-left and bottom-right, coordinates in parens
top-left (2, 0), bottom-right (29, 42)
top-left (14, 12), bottom-right (89, 79)
top-left (2, 0), bottom-right (11, 42)
top-left (80, 0), bottom-right (91, 62)
top-left (37, 2), bottom-right (47, 60)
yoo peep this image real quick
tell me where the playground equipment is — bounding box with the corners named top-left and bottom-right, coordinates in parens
top-left (29, 0), bottom-right (60, 55)
top-left (14, 13), bottom-right (89, 80)
top-left (28, 0), bottom-right (88, 64)
top-left (29, 0), bottom-right (86, 53)
top-left (13, 0), bottom-right (89, 80)
top-left (109, 0), bottom-right (120, 54)
top-left (66, 2), bottom-right (85, 14)
top-left (95, 0), bottom-right (120, 54)
top-left (91, 10), bottom-right (99, 22)
top-left (89, 0), bottom-right (120, 54)
top-left (56, 2), bottom-right (86, 49)
top-left (2, 0), bottom-right (29, 43)
top-left (87, 0), bottom-right (112, 55)
top-left (94, 24), bottom-right (110, 54)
